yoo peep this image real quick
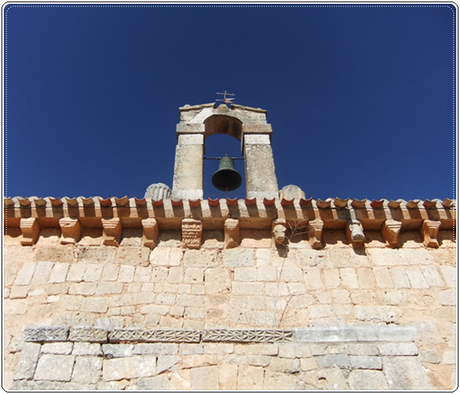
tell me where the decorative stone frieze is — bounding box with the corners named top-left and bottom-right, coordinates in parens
top-left (347, 220), bottom-right (365, 245)
top-left (109, 329), bottom-right (201, 343)
top-left (224, 218), bottom-right (240, 249)
top-left (102, 218), bottom-right (122, 246)
top-left (307, 219), bottom-right (323, 249)
top-left (59, 218), bottom-right (81, 245)
top-left (141, 218), bottom-right (159, 249)
top-left (182, 218), bottom-right (202, 249)
top-left (24, 326), bottom-right (69, 342)
top-left (381, 220), bottom-right (402, 248)
top-left (202, 329), bottom-right (293, 343)
top-left (20, 218), bottom-right (40, 246)
top-left (272, 219), bottom-right (287, 245)
top-left (68, 327), bottom-right (107, 343)
top-left (420, 220), bottom-right (441, 248)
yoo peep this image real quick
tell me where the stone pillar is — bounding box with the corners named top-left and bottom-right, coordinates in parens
top-left (172, 134), bottom-right (204, 200)
top-left (243, 134), bottom-right (279, 199)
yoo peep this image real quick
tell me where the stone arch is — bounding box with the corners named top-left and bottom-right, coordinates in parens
top-left (204, 114), bottom-right (243, 142)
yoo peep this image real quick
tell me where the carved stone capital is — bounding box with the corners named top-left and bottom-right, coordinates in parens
top-left (20, 218), bottom-right (40, 246)
top-left (102, 218), bottom-right (122, 246)
top-left (346, 219), bottom-right (365, 245)
top-left (59, 218), bottom-right (81, 245)
top-left (382, 220), bottom-right (402, 248)
top-left (182, 218), bottom-right (202, 249)
top-left (420, 220), bottom-right (441, 248)
top-left (307, 219), bottom-right (323, 249)
top-left (272, 219), bottom-right (287, 245)
top-left (224, 218), bottom-right (240, 249)
top-left (142, 218), bottom-right (159, 249)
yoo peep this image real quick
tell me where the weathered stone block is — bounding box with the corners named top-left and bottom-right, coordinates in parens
top-left (14, 262), bottom-right (36, 286)
top-left (304, 267), bottom-right (323, 290)
top-left (440, 265), bottom-right (456, 288)
top-left (117, 265), bottom-right (135, 283)
top-left (405, 266), bottom-right (430, 289)
top-left (41, 342), bottom-right (73, 355)
top-left (25, 326), bottom-right (69, 342)
top-left (48, 263), bottom-right (69, 283)
top-left (156, 355), bottom-right (181, 374)
top-left (115, 246), bottom-right (150, 266)
top-left (190, 365), bottom-right (219, 389)
top-left (437, 288), bottom-right (456, 306)
top-left (80, 297), bottom-right (108, 313)
top-left (339, 268), bottom-right (359, 288)
top-left (137, 375), bottom-right (172, 390)
top-left (13, 342), bottom-right (41, 380)
top-left (354, 305), bottom-right (399, 323)
top-left (264, 371), bottom-right (307, 390)
top-left (269, 357), bottom-right (301, 373)
top-left (72, 356), bottom-right (102, 384)
top-left (349, 355), bottom-right (382, 370)
top-left (69, 282), bottom-right (97, 295)
top-left (205, 267), bottom-right (231, 294)
top-left (237, 365), bottom-right (264, 390)
top-left (378, 343), bottom-right (418, 356)
top-left (102, 344), bottom-right (134, 358)
top-left (382, 356), bottom-right (429, 389)
top-left (102, 355), bottom-right (156, 380)
top-left (96, 282), bottom-right (124, 295)
top-left (223, 248), bottom-right (254, 267)
top-left (348, 369), bottom-right (389, 390)
top-left (34, 354), bottom-right (75, 381)
top-left (316, 354), bottom-right (350, 369)
top-left (31, 261), bottom-right (54, 284)
top-left (72, 342), bottom-right (103, 356)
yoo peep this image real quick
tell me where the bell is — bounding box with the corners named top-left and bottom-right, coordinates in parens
top-left (211, 155), bottom-right (243, 192)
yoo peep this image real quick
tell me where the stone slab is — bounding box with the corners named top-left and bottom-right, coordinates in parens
top-left (34, 354), bottom-right (75, 381)
top-left (13, 342), bottom-right (41, 380)
top-left (293, 326), bottom-right (416, 343)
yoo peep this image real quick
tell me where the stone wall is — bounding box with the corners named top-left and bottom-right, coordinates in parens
top-left (4, 221), bottom-right (456, 390)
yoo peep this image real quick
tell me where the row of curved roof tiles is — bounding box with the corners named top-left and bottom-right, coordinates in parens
top-left (4, 196), bottom-right (455, 209)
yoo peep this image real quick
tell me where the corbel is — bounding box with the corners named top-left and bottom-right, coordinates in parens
top-left (59, 218), bottom-right (81, 245)
top-left (272, 218), bottom-right (287, 245)
top-left (182, 218), bottom-right (202, 249)
top-left (102, 218), bottom-right (122, 246)
top-left (307, 219), bottom-right (323, 249)
top-left (224, 218), bottom-right (240, 249)
top-left (420, 220), bottom-right (441, 248)
top-left (20, 217), bottom-right (40, 246)
top-left (381, 220), bottom-right (402, 248)
top-left (346, 219), bottom-right (365, 246)
top-left (142, 218), bottom-right (159, 249)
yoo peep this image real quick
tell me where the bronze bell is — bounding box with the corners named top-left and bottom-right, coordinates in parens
top-left (211, 154), bottom-right (243, 192)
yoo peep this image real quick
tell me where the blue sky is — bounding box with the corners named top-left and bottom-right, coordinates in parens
top-left (3, 3), bottom-right (457, 201)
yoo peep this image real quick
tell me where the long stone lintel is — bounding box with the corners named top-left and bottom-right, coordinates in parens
top-left (24, 326), bottom-right (417, 344)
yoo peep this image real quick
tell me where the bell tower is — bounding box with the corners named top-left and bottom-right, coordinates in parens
top-left (172, 102), bottom-right (279, 200)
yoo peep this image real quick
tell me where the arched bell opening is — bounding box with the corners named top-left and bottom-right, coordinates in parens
top-left (203, 133), bottom-right (246, 199)
top-left (204, 114), bottom-right (243, 153)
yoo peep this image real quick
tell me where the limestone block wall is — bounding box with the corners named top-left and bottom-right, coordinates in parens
top-left (4, 221), bottom-right (456, 390)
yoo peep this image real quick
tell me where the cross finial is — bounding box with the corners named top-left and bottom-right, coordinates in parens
top-left (216, 90), bottom-right (235, 104)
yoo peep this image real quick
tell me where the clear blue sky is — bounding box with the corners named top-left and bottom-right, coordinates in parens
top-left (3, 4), bottom-right (457, 201)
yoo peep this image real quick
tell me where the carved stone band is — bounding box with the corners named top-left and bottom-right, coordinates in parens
top-left (109, 329), bottom-right (201, 343)
top-left (202, 329), bottom-right (293, 343)
top-left (24, 326), bottom-right (69, 342)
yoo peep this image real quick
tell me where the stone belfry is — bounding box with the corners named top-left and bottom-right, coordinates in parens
top-left (171, 102), bottom-right (279, 200)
